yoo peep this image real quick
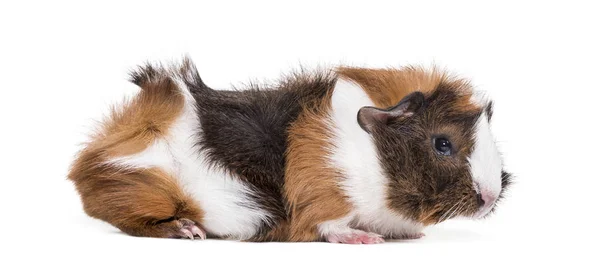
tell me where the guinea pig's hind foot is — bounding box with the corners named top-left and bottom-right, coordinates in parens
top-left (168, 218), bottom-right (206, 240)
top-left (326, 230), bottom-right (384, 244)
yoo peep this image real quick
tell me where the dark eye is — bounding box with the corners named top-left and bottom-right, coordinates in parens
top-left (433, 137), bottom-right (452, 155)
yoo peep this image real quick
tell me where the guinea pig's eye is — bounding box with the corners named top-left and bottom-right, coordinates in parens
top-left (433, 137), bottom-right (453, 156)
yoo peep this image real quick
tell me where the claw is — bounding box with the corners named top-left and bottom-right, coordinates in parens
top-left (180, 228), bottom-right (195, 240)
top-left (190, 226), bottom-right (206, 239)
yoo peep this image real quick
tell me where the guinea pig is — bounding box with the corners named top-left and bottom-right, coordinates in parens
top-left (68, 57), bottom-right (512, 243)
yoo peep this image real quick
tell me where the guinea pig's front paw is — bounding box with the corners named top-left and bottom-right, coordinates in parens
top-left (389, 232), bottom-right (425, 240)
top-left (326, 230), bottom-right (385, 244)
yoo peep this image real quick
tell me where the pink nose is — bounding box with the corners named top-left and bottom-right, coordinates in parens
top-left (476, 190), bottom-right (497, 209)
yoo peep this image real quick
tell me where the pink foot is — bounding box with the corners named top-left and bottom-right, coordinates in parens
top-left (326, 230), bottom-right (385, 244)
top-left (175, 218), bottom-right (206, 240)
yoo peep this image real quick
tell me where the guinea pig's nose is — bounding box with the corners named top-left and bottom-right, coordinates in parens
top-left (478, 190), bottom-right (497, 209)
top-left (476, 193), bottom-right (485, 207)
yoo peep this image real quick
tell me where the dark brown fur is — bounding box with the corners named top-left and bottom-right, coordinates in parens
top-left (188, 70), bottom-right (337, 240)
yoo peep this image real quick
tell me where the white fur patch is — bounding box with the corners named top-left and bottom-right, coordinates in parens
top-left (470, 91), bottom-right (490, 107)
top-left (105, 74), bottom-right (271, 240)
top-left (468, 112), bottom-right (503, 201)
top-left (321, 79), bottom-right (423, 238)
top-left (318, 214), bottom-right (356, 236)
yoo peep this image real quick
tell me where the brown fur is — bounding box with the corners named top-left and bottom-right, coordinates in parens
top-left (337, 66), bottom-right (443, 108)
top-left (94, 73), bottom-right (186, 157)
top-left (337, 66), bottom-right (477, 111)
top-left (68, 69), bottom-right (205, 238)
top-left (284, 89), bottom-right (352, 242)
top-left (69, 164), bottom-right (203, 237)
top-left (250, 221), bottom-right (291, 242)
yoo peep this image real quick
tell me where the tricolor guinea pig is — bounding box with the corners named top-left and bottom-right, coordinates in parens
top-left (68, 58), bottom-right (512, 243)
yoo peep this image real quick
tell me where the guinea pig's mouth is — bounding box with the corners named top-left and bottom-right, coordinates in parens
top-left (473, 202), bottom-right (496, 219)
top-left (430, 171), bottom-right (513, 224)
top-left (472, 171), bottom-right (514, 219)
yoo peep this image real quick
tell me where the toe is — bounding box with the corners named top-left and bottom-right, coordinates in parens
top-left (190, 225), bottom-right (206, 239)
top-left (176, 218), bottom-right (206, 240)
top-left (179, 228), bottom-right (195, 240)
top-left (404, 232), bottom-right (425, 240)
top-left (361, 233), bottom-right (384, 244)
top-left (326, 230), bottom-right (384, 244)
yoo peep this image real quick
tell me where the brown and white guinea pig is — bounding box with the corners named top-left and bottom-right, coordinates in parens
top-left (68, 57), bottom-right (512, 244)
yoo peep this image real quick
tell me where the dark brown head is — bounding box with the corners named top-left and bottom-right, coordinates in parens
top-left (347, 68), bottom-right (512, 225)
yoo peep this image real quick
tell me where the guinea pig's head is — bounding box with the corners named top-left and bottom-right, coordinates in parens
top-left (356, 78), bottom-right (512, 225)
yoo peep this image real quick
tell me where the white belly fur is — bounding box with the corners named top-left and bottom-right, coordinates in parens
top-left (105, 84), bottom-right (271, 240)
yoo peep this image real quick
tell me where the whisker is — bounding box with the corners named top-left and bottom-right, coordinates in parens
top-left (439, 201), bottom-right (457, 223)
top-left (451, 200), bottom-right (468, 220)
top-left (444, 199), bottom-right (466, 223)
top-left (438, 200), bottom-right (460, 224)
top-left (448, 200), bottom-right (464, 220)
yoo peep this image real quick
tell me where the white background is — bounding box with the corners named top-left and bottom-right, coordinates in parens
top-left (1, 0), bottom-right (598, 264)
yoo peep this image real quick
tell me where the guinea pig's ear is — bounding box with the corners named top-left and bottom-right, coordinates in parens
top-left (357, 92), bottom-right (425, 133)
